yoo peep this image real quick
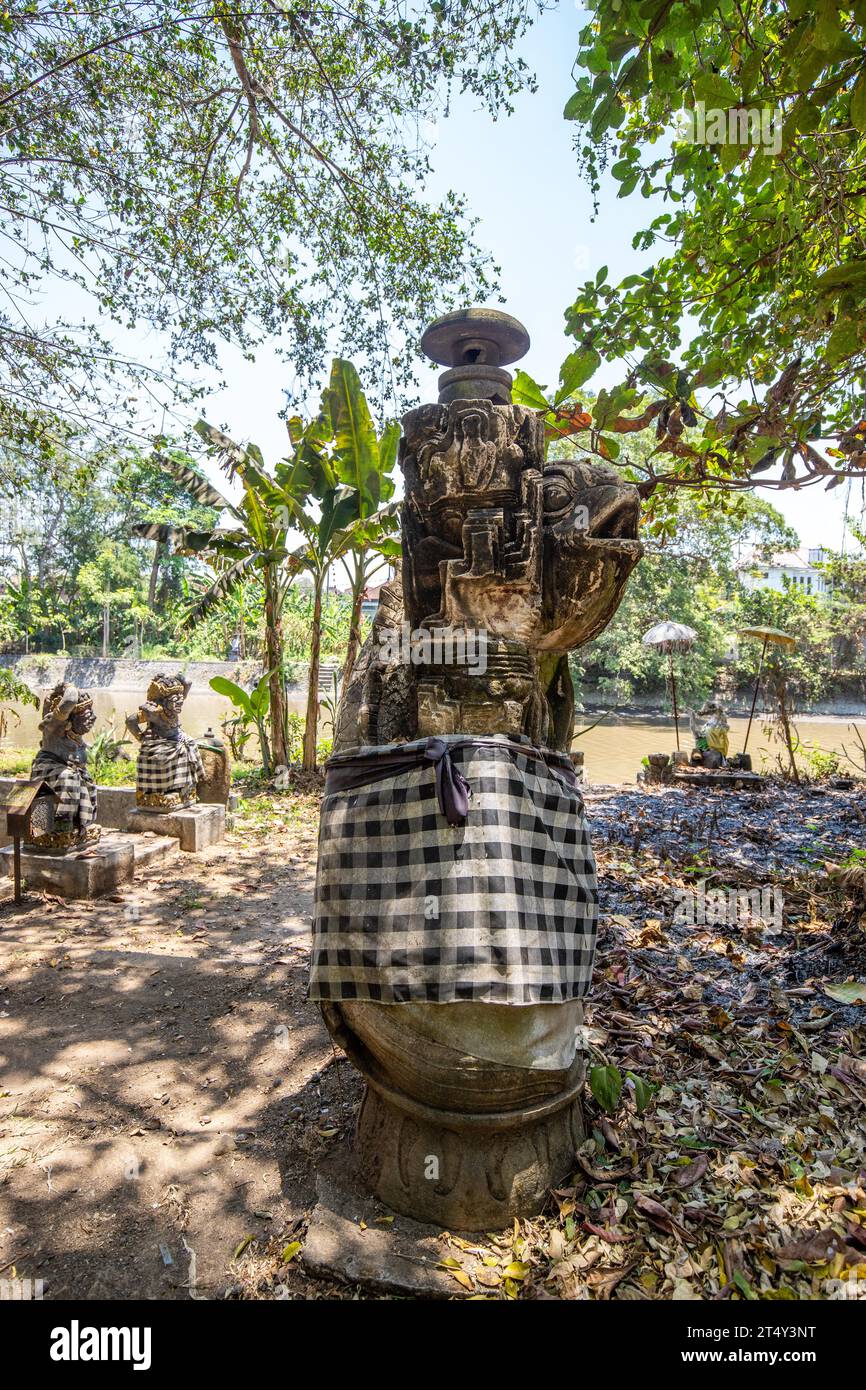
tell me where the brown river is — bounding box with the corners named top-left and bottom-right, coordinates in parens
top-left (572, 714), bottom-right (866, 783)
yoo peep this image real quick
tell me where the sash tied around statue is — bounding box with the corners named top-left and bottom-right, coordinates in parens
top-left (310, 734), bottom-right (598, 1007)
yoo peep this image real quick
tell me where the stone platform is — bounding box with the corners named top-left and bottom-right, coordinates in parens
top-left (302, 1151), bottom-right (478, 1299)
top-left (673, 769), bottom-right (766, 791)
top-left (0, 831), bottom-right (177, 900)
top-left (127, 803), bottom-right (225, 852)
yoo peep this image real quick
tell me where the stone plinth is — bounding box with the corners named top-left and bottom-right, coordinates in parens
top-left (1, 839), bottom-right (135, 898)
top-left (303, 1151), bottom-right (467, 1298)
top-left (127, 803), bottom-right (225, 852)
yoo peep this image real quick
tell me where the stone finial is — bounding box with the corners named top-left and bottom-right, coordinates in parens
top-left (420, 307), bottom-right (530, 405)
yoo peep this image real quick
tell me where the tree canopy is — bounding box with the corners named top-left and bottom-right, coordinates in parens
top-left (525, 0), bottom-right (866, 499)
top-left (0, 0), bottom-right (540, 458)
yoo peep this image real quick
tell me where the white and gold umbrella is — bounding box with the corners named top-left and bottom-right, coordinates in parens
top-left (641, 621), bottom-right (698, 750)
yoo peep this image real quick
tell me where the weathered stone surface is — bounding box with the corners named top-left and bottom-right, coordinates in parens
top-left (1, 838), bottom-right (134, 898)
top-left (302, 1151), bottom-right (466, 1298)
top-left (323, 306), bottom-right (642, 1232)
top-left (333, 411), bottom-right (642, 755)
top-left (125, 832), bottom-right (179, 868)
top-left (196, 730), bottom-right (231, 805)
top-left (322, 999), bottom-right (585, 1231)
top-left (127, 804), bottom-right (225, 852)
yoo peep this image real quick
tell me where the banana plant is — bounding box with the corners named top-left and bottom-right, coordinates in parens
top-left (285, 360), bottom-right (400, 770)
top-left (133, 443), bottom-right (298, 767)
top-left (209, 671), bottom-right (273, 775)
top-left (137, 359), bottom-right (398, 774)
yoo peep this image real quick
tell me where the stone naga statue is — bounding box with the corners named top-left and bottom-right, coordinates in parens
top-left (29, 683), bottom-right (100, 849)
top-left (311, 309), bottom-right (642, 1229)
top-left (126, 672), bottom-right (205, 809)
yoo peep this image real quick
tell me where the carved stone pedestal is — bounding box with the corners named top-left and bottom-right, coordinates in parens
top-left (323, 999), bottom-right (585, 1230)
top-left (0, 831), bottom-right (178, 899)
top-left (354, 1074), bottom-right (585, 1232)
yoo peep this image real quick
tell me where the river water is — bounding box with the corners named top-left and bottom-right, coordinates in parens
top-left (572, 714), bottom-right (866, 784)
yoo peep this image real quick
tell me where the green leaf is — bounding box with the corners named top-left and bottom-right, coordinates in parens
top-left (692, 73), bottom-right (739, 109)
top-left (378, 419), bottom-right (400, 476)
top-left (555, 348), bottom-right (601, 405)
top-left (322, 359), bottom-right (381, 512)
top-left (851, 68), bottom-right (866, 133)
top-left (823, 980), bottom-right (866, 1004)
top-left (815, 259), bottom-right (866, 292)
top-left (209, 675), bottom-right (253, 718)
top-left (813, 0), bottom-right (843, 49)
top-left (511, 370), bottom-right (552, 411)
top-left (826, 318), bottom-right (860, 364)
top-left (590, 1064), bottom-right (623, 1114)
top-left (626, 1071), bottom-right (655, 1114)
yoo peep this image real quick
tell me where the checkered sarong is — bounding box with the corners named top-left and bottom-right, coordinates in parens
top-left (136, 732), bottom-right (204, 800)
top-left (30, 750), bottom-right (98, 827)
top-left (310, 735), bottom-right (598, 1005)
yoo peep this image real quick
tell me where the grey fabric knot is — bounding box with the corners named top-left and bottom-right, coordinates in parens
top-left (423, 737), bottom-right (472, 826)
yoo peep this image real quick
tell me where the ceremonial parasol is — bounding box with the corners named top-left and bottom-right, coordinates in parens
top-left (641, 620), bottom-right (698, 750)
top-left (737, 625), bottom-right (797, 754)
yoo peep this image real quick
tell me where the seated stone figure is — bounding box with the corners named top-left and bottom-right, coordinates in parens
top-left (689, 699), bottom-right (730, 768)
top-left (30, 683), bottom-right (99, 848)
top-left (127, 673), bottom-right (204, 808)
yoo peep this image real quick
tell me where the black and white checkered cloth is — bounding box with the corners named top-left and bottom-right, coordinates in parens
top-left (31, 750), bottom-right (98, 827)
top-left (136, 732), bottom-right (204, 801)
top-left (310, 734), bottom-right (598, 1005)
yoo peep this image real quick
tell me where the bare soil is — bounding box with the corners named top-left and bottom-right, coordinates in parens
top-left (0, 787), bottom-right (363, 1301)
top-left (1, 777), bottom-right (864, 1302)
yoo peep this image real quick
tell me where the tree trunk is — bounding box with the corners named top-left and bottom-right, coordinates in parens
top-left (302, 577), bottom-right (323, 772)
top-left (775, 674), bottom-right (800, 784)
top-left (147, 541), bottom-right (163, 610)
top-left (342, 556), bottom-right (367, 692)
top-left (264, 564), bottom-right (288, 768)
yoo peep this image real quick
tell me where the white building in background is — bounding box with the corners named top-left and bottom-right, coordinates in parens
top-left (738, 547), bottom-right (829, 597)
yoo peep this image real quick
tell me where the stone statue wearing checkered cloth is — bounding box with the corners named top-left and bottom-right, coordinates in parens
top-left (126, 673), bottom-right (204, 809)
top-left (310, 308), bottom-right (645, 1232)
top-left (29, 682), bottom-right (100, 848)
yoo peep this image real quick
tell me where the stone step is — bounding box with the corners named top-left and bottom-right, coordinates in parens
top-left (0, 830), bottom-right (177, 900)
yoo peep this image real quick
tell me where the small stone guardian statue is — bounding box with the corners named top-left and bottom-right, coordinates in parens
top-left (29, 683), bottom-right (99, 848)
top-left (689, 699), bottom-right (730, 768)
top-left (126, 673), bottom-right (204, 808)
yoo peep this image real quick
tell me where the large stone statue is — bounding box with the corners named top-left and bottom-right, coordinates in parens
top-left (126, 673), bottom-right (204, 808)
top-left (310, 308), bottom-right (642, 1230)
top-left (30, 683), bottom-right (99, 849)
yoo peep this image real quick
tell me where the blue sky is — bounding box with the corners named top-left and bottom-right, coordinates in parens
top-left (198, 3), bottom-right (863, 553)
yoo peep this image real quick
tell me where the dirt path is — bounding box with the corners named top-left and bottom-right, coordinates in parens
top-left (0, 791), bottom-right (362, 1301)
top-left (1, 779), bottom-right (864, 1301)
